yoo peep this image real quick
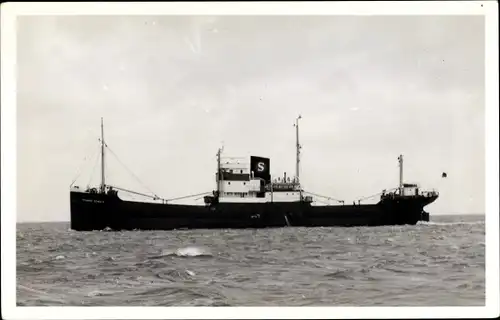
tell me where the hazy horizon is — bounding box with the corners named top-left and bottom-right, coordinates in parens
top-left (16, 15), bottom-right (485, 222)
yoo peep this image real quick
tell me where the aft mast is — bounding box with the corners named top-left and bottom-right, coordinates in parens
top-left (100, 117), bottom-right (106, 193)
top-left (295, 115), bottom-right (302, 183)
top-left (294, 115), bottom-right (303, 200)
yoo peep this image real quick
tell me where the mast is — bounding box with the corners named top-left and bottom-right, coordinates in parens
top-left (270, 175), bottom-right (274, 202)
top-left (398, 154), bottom-right (404, 195)
top-left (216, 146), bottom-right (223, 195)
top-left (100, 117), bottom-right (105, 193)
top-left (295, 115), bottom-right (302, 183)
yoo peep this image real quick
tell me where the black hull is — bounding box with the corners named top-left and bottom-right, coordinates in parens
top-left (70, 191), bottom-right (437, 231)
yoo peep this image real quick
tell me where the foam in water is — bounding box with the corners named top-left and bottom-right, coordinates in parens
top-left (86, 290), bottom-right (115, 297)
top-left (175, 246), bottom-right (211, 257)
top-left (149, 246), bottom-right (213, 259)
top-left (18, 284), bottom-right (50, 296)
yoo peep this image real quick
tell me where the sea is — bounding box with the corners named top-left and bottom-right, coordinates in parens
top-left (16, 214), bottom-right (485, 306)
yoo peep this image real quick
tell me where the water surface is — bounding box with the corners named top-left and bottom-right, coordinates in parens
top-left (17, 214), bottom-right (485, 306)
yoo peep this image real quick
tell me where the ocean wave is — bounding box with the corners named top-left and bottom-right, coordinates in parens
top-left (135, 259), bottom-right (169, 269)
top-left (86, 290), bottom-right (116, 297)
top-left (154, 269), bottom-right (196, 281)
top-left (131, 283), bottom-right (214, 301)
top-left (17, 284), bottom-right (68, 305)
top-left (324, 269), bottom-right (355, 280)
top-left (149, 246), bottom-right (213, 259)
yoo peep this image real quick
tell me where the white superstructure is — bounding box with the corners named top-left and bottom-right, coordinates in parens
top-left (207, 115), bottom-right (313, 204)
top-left (216, 155), bottom-right (305, 203)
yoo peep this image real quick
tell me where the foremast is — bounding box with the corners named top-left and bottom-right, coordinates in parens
top-left (100, 117), bottom-right (106, 193)
top-left (398, 154), bottom-right (403, 195)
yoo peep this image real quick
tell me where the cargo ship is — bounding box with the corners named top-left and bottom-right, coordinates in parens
top-left (70, 116), bottom-right (439, 231)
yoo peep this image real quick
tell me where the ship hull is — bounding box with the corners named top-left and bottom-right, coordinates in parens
top-left (70, 191), bottom-right (437, 231)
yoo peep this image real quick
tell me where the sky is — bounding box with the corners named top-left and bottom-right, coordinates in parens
top-left (16, 15), bottom-right (485, 222)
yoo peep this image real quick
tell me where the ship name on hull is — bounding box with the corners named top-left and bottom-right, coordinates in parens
top-left (82, 199), bottom-right (105, 204)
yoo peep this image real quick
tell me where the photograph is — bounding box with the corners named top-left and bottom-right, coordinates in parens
top-left (2, 1), bottom-right (498, 319)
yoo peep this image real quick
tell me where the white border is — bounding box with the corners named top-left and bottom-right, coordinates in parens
top-left (484, 0), bottom-right (500, 315)
top-left (2, 1), bottom-right (498, 319)
top-left (0, 1), bottom-right (492, 16)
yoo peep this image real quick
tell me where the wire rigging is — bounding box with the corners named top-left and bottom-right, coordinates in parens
top-left (166, 192), bottom-right (212, 202)
top-left (303, 191), bottom-right (345, 204)
top-left (312, 198), bottom-right (333, 206)
top-left (303, 187), bottom-right (401, 205)
top-left (87, 146), bottom-right (101, 188)
top-left (75, 135), bottom-right (213, 203)
top-left (357, 192), bottom-right (383, 202)
top-left (76, 127), bottom-right (401, 206)
top-left (354, 187), bottom-right (399, 203)
top-left (107, 185), bottom-right (163, 201)
top-left (69, 140), bottom-right (101, 188)
top-left (107, 185), bottom-right (211, 203)
top-left (104, 144), bottom-right (161, 200)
